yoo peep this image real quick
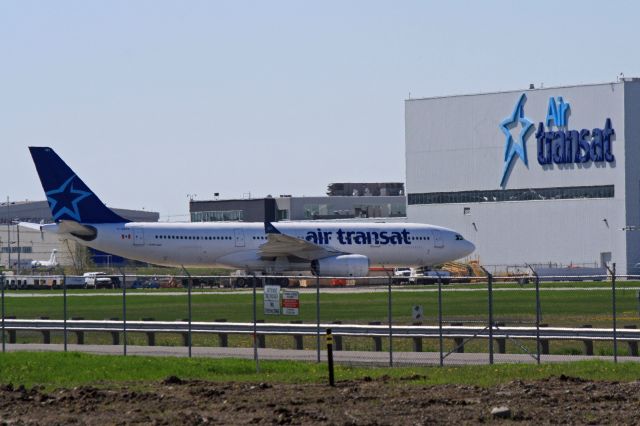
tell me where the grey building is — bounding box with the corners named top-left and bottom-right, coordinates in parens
top-left (190, 186), bottom-right (407, 223)
top-left (405, 79), bottom-right (640, 274)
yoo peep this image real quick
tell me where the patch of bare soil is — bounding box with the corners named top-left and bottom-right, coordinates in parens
top-left (1, 375), bottom-right (640, 425)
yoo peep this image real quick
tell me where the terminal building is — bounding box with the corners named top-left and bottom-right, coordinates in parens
top-left (405, 78), bottom-right (640, 274)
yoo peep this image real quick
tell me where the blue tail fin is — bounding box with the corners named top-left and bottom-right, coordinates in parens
top-left (29, 147), bottom-right (129, 224)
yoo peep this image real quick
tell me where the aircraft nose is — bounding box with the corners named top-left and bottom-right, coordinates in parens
top-left (463, 240), bottom-right (476, 257)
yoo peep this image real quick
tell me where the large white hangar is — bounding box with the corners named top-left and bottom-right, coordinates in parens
top-left (405, 78), bottom-right (640, 274)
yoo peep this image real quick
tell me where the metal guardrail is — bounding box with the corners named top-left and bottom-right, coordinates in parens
top-left (3, 319), bottom-right (639, 342)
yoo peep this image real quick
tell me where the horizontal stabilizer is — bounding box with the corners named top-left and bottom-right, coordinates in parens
top-left (18, 222), bottom-right (44, 232)
top-left (19, 220), bottom-right (97, 240)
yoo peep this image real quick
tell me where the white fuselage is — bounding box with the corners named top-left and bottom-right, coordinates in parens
top-left (62, 221), bottom-right (474, 272)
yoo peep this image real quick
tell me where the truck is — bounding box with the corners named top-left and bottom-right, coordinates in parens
top-left (392, 268), bottom-right (452, 285)
top-left (83, 272), bottom-right (115, 289)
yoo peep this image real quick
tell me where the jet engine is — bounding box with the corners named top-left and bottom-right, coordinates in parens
top-left (310, 254), bottom-right (370, 277)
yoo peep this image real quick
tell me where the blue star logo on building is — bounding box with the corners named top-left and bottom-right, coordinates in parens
top-left (45, 175), bottom-right (92, 222)
top-left (499, 93), bottom-right (534, 187)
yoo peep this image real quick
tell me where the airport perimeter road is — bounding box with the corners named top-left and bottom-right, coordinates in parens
top-left (3, 344), bottom-right (635, 366)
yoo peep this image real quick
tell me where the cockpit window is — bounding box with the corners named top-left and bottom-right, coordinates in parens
top-left (455, 234), bottom-right (464, 240)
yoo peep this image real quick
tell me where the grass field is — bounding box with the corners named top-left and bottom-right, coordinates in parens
top-left (0, 352), bottom-right (639, 390)
top-left (2, 285), bottom-right (639, 326)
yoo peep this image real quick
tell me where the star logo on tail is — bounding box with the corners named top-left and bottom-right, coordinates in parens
top-left (500, 93), bottom-right (534, 187)
top-left (45, 175), bottom-right (92, 222)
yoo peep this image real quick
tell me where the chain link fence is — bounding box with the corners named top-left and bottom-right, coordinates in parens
top-left (1, 265), bottom-right (638, 369)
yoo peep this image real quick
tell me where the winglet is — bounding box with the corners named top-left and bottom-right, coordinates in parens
top-left (264, 222), bottom-right (281, 234)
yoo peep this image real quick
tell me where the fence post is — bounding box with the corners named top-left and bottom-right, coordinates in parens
top-left (63, 273), bottom-right (67, 352)
top-left (605, 263), bottom-right (618, 363)
top-left (437, 271), bottom-right (444, 367)
top-left (481, 267), bottom-right (494, 365)
top-left (387, 275), bottom-right (393, 367)
top-left (1, 271), bottom-right (5, 353)
top-left (121, 271), bottom-right (127, 356)
top-left (181, 266), bottom-right (193, 358)
top-left (316, 275), bottom-right (321, 363)
top-left (527, 264), bottom-right (541, 365)
top-left (253, 275), bottom-right (260, 373)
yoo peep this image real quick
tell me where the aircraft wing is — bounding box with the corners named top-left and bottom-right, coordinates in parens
top-left (259, 222), bottom-right (343, 261)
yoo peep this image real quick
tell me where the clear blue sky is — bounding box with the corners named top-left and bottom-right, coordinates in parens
top-left (2, 1), bottom-right (639, 220)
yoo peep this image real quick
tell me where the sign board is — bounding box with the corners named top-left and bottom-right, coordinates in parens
top-left (412, 305), bottom-right (424, 321)
top-left (263, 285), bottom-right (281, 315)
top-left (282, 290), bottom-right (300, 316)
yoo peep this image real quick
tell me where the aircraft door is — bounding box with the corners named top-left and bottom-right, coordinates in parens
top-left (234, 229), bottom-right (245, 247)
top-left (133, 228), bottom-right (145, 246)
top-left (433, 230), bottom-right (444, 248)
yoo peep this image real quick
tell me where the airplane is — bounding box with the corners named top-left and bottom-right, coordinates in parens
top-left (20, 147), bottom-right (475, 281)
top-left (31, 249), bottom-right (58, 268)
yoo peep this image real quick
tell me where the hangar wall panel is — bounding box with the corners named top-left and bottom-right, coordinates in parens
top-left (406, 81), bottom-right (636, 273)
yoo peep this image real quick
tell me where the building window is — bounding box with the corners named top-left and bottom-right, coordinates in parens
top-left (191, 210), bottom-right (244, 222)
top-left (1, 247), bottom-right (32, 254)
top-left (408, 185), bottom-right (614, 205)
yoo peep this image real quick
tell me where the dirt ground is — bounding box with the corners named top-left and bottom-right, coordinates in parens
top-left (1, 375), bottom-right (640, 425)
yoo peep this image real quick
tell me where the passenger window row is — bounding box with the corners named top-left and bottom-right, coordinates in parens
top-left (154, 235), bottom-right (232, 240)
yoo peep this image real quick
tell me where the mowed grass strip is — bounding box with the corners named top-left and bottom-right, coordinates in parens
top-left (3, 288), bottom-right (640, 326)
top-left (1, 352), bottom-right (640, 389)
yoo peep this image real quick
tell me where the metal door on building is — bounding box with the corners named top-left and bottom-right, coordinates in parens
top-left (433, 230), bottom-right (444, 248)
top-left (234, 229), bottom-right (245, 247)
top-left (133, 228), bottom-right (145, 246)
